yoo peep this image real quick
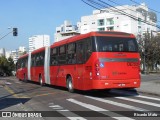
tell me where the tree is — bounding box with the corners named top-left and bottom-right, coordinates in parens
top-left (0, 56), bottom-right (15, 76)
top-left (138, 32), bottom-right (160, 73)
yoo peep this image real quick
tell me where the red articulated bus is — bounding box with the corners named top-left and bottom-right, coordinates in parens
top-left (16, 31), bottom-right (141, 92)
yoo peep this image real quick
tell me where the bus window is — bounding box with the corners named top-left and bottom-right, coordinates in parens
top-left (58, 45), bottom-right (66, 65)
top-left (39, 52), bottom-right (44, 66)
top-left (67, 43), bottom-right (76, 64)
top-left (95, 36), bottom-right (138, 52)
top-left (128, 40), bottom-right (136, 51)
top-left (31, 55), bottom-right (36, 67)
top-left (50, 48), bottom-right (58, 65)
top-left (77, 41), bottom-right (85, 64)
top-left (85, 38), bottom-right (92, 61)
top-left (119, 44), bottom-right (124, 51)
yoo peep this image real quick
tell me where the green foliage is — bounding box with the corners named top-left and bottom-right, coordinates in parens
top-left (138, 32), bottom-right (160, 73)
top-left (0, 56), bottom-right (15, 76)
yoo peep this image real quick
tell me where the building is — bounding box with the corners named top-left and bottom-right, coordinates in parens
top-left (29, 35), bottom-right (50, 52)
top-left (54, 20), bottom-right (80, 42)
top-left (10, 50), bottom-right (18, 64)
top-left (78, 3), bottom-right (157, 37)
top-left (5, 46), bottom-right (27, 64)
top-left (0, 48), bottom-right (5, 57)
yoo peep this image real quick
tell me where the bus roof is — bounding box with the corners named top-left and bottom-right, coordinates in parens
top-left (18, 53), bottom-right (28, 59)
top-left (51, 31), bottom-right (135, 48)
top-left (31, 47), bottom-right (45, 54)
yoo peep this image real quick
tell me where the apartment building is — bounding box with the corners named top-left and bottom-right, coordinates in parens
top-left (29, 35), bottom-right (50, 52)
top-left (78, 3), bottom-right (157, 37)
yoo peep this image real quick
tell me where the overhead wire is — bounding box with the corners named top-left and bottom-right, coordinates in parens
top-left (81, 0), bottom-right (160, 29)
top-left (107, 0), bottom-right (160, 23)
top-left (98, 0), bottom-right (160, 28)
top-left (130, 0), bottom-right (160, 14)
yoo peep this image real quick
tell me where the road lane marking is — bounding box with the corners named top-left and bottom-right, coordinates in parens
top-left (67, 117), bottom-right (87, 120)
top-left (112, 89), bottom-right (160, 101)
top-left (115, 97), bottom-right (160, 108)
top-left (136, 95), bottom-right (160, 101)
top-left (33, 92), bottom-right (56, 97)
top-left (67, 98), bottom-right (135, 120)
top-left (4, 86), bottom-right (19, 98)
top-left (48, 103), bottom-right (86, 120)
top-left (49, 105), bottom-right (63, 110)
top-left (4, 86), bottom-right (29, 98)
top-left (85, 96), bottom-right (148, 111)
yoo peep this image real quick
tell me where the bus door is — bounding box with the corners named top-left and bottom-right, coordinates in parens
top-left (75, 41), bottom-right (85, 89)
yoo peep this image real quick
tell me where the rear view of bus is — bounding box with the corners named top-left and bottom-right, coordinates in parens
top-left (88, 31), bottom-right (140, 90)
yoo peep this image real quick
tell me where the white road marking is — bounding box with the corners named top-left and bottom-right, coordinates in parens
top-left (49, 103), bottom-right (86, 120)
top-left (85, 96), bottom-right (148, 111)
top-left (49, 105), bottom-right (63, 109)
top-left (137, 95), bottom-right (160, 101)
top-left (112, 89), bottom-right (160, 101)
top-left (67, 117), bottom-right (87, 120)
top-left (5, 82), bottom-right (12, 85)
top-left (115, 97), bottom-right (160, 107)
top-left (67, 98), bottom-right (135, 120)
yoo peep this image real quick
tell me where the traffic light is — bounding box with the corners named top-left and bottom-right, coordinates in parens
top-left (13, 28), bottom-right (18, 36)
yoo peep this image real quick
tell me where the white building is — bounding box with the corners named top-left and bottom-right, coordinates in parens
top-left (54, 20), bottom-right (80, 42)
top-left (78, 3), bottom-right (157, 37)
top-left (0, 48), bottom-right (5, 57)
top-left (19, 46), bottom-right (26, 53)
top-left (29, 35), bottom-right (50, 52)
top-left (5, 46), bottom-right (27, 63)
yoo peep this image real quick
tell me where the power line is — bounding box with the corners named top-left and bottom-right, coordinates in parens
top-left (98, 0), bottom-right (160, 27)
top-left (130, 0), bottom-right (160, 14)
top-left (107, 0), bottom-right (160, 23)
top-left (81, 0), bottom-right (160, 29)
top-left (81, 0), bottom-right (102, 11)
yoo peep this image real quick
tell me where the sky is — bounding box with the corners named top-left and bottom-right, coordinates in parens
top-left (0, 0), bottom-right (160, 51)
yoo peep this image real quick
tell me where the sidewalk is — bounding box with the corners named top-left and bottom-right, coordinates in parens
top-left (137, 74), bottom-right (160, 96)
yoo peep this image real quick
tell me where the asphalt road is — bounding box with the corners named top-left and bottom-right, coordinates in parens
top-left (0, 76), bottom-right (160, 120)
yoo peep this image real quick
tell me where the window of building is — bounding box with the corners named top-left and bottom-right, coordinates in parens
top-left (138, 18), bottom-right (141, 25)
top-left (138, 26), bottom-right (142, 33)
top-left (98, 27), bottom-right (105, 31)
top-left (92, 22), bottom-right (95, 24)
top-left (97, 19), bottom-right (104, 26)
top-left (107, 27), bottom-right (114, 31)
top-left (106, 18), bottom-right (114, 25)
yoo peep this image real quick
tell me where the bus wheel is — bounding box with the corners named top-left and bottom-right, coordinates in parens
top-left (67, 76), bottom-right (74, 93)
top-left (39, 75), bottom-right (44, 86)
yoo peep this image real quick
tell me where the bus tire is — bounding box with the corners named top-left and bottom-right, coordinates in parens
top-left (67, 76), bottom-right (74, 93)
top-left (39, 75), bottom-right (44, 86)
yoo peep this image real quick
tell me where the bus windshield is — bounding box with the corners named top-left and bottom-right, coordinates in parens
top-left (94, 36), bottom-right (138, 52)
